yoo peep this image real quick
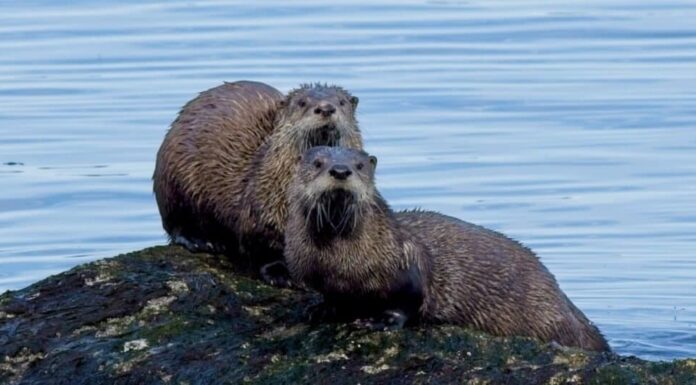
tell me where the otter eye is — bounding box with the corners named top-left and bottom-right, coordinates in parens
top-left (356, 163), bottom-right (364, 170)
top-left (313, 159), bottom-right (322, 169)
top-left (339, 100), bottom-right (346, 106)
top-left (298, 100), bottom-right (306, 108)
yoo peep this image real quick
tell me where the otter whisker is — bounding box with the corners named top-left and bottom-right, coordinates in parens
top-left (308, 198), bottom-right (322, 234)
top-left (335, 194), bottom-right (348, 233)
top-left (302, 207), bottom-right (311, 232)
top-left (301, 132), bottom-right (309, 153)
top-left (336, 203), bottom-right (350, 234)
top-left (321, 197), bottom-right (330, 232)
top-left (318, 201), bottom-right (326, 233)
top-left (342, 201), bottom-right (355, 234)
top-left (339, 198), bottom-right (349, 231)
top-left (370, 200), bottom-right (387, 218)
top-left (304, 199), bottom-right (317, 233)
top-left (327, 194), bottom-right (336, 231)
top-left (343, 203), bottom-right (357, 234)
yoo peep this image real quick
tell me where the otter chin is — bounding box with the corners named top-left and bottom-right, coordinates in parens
top-left (284, 146), bottom-right (610, 352)
top-left (305, 123), bottom-right (341, 148)
top-left (305, 188), bottom-right (359, 244)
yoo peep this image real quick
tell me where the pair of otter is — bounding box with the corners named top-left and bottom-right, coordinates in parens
top-left (153, 81), bottom-right (609, 351)
top-left (154, 81), bottom-right (361, 285)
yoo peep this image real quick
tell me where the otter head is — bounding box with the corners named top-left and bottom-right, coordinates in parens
top-left (275, 83), bottom-right (361, 151)
top-left (290, 146), bottom-right (377, 245)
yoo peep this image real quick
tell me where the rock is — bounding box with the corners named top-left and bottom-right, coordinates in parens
top-left (0, 246), bottom-right (694, 385)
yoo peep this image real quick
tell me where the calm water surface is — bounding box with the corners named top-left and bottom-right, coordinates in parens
top-left (1, 0), bottom-right (695, 361)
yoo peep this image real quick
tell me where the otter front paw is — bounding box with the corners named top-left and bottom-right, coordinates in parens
top-left (260, 261), bottom-right (292, 288)
top-left (353, 309), bottom-right (408, 331)
top-left (304, 301), bottom-right (339, 324)
top-left (172, 235), bottom-right (215, 253)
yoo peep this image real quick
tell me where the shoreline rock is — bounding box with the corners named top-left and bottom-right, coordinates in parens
top-left (1, 246), bottom-right (694, 384)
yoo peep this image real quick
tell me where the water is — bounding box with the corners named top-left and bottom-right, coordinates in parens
top-left (1, 0), bottom-right (695, 361)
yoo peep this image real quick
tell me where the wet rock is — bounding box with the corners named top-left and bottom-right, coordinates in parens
top-left (0, 245), bottom-right (694, 384)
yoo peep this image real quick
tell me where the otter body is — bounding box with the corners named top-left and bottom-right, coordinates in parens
top-left (285, 146), bottom-right (609, 351)
top-left (154, 81), bottom-right (282, 252)
top-left (153, 82), bottom-right (362, 278)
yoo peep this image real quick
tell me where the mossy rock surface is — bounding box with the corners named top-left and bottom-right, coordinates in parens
top-left (0, 245), bottom-right (694, 385)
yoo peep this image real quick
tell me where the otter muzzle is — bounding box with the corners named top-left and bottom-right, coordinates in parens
top-left (329, 165), bottom-right (352, 180)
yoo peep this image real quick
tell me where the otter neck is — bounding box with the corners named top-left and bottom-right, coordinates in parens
top-left (253, 135), bottom-right (301, 230)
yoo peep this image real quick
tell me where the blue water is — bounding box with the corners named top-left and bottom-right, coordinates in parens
top-left (1, 1), bottom-right (695, 361)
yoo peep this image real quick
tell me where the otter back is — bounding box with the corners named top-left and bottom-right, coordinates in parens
top-left (397, 210), bottom-right (610, 352)
top-left (153, 81), bottom-right (283, 252)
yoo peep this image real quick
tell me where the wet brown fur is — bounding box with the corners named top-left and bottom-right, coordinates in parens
top-left (153, 81), bottom-right (362, 269)
top-left (285, 146), bottom-right (610, 352)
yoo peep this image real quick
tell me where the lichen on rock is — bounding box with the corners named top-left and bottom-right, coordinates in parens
top-left (0, 245), bottom-right (694, 384)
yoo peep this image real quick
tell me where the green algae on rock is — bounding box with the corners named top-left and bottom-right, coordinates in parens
top-left (1, 246), bottom-right (694, 385)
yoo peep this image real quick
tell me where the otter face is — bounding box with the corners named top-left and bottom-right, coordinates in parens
top-left (277, 84), bottom-right (360, 151)
top-left (292, 146), bottom-right (377, 243)
top-left (297, 146), bottom-right (376, 203)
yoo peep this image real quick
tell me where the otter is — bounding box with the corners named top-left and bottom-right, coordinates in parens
top-left (284, 146), bottom-right (609, 351)
top-left (153, 81), bottom-right (362, 283)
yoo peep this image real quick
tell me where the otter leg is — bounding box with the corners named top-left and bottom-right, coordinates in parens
top-left (353, 264), bottom-right (424, 330)
top-left (171, 234), bottom-right (215, 253)
top-left (353, 309), bottom-right (409, 331)
top-left (260, 261), bottom-right (292, 288)
top-left (304, 295), bottom-right (373, 324)
top-left (239, 234), bottom-right (291, 287)
top-left (304, 300), bottom-right (344, 324)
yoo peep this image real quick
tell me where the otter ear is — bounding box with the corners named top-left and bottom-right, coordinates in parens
top-left (350, 96), bottom-right (359, 109)
top-left (296, 154), bottom-right (303, 162)
top-left (368, 155), bottom-right (377, 169)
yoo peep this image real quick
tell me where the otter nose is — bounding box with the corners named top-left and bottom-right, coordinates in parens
top-left (329, 165), bottom-right (352, 180)
top-left (314, 102), bottom-right (336, 117)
